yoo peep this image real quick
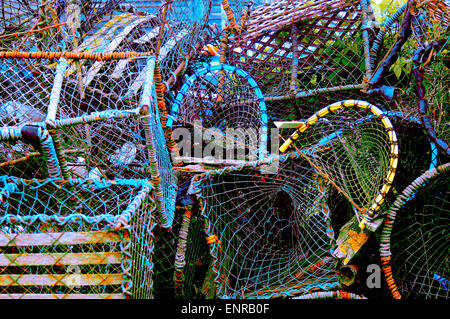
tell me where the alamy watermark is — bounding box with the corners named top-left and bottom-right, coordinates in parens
top-left (366, 264), bottom-right (382, 289)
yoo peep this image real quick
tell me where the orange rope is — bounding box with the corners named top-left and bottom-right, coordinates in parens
top-left (154, 60), bottom-right (179, 158)
top-left (154, 61), bottom-right (168, 126)
top-left (0, 22), bottom-right (67, 40)
top-left (222, 0), bottom-right (238, 31)
top-left (0, 50), bottom-right (152, 61)
top-left (206, 235), bottom-right (220, 245)
top-left (381, 256), bottom-right (402, 299)
top-left (240, 9), bottom-right (249, 32)
top-left (340, 290), bottom-right (350, 299)
top-left (0, 152), bottom-right (40, 167)
top-left (18, 18), bottom-right (41, 49)
top-left (421, 47), bottom-right (435, 68)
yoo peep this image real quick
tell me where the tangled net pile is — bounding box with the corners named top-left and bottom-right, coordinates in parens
top-left (0, 0), bottom-right (448, 299)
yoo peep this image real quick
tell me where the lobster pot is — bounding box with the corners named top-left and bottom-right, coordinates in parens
top-left (380, 163), bottom-right (450, 299)
top-left (73, 11), bottom-right (161, 62)
top-left (225, 0), bottom-right (371, 100)
top-left (0, 55), bottom-right (178, 226)
top-left (50, 56), bottom-right (177, 226)
top-left (192, 152), bottom-right (340, 298)
top-left (0, 177), bottom-right (156, 299)
top-left (309, 109), bottom-right (437, 234)
top-left (369, 1), bottom-right (449, 91)
top-left (53, 53), bottom-right (153, 118)
top-left (151, 206), bottom-right (211, 299)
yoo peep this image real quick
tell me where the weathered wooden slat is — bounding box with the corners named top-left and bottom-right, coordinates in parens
top-left (111, 26), bottom-right (161, 79)
top-left (0, 252), bottom-right (121, 266)
top-left (159, 29), bottom-right (190, 60)
top-left (0, 293), bottom-right (124, 299)
top-left (78, 14), bottom-right (136, 53)
top-left (174, 156), bottom-right (259, 166)
top-left (0, 231), bottom-right (121, 247)
top-left (64, 14), bottom-right (137, 77)
top-left (83, 15), bottom-right (156, 87)
top-left (333, 215), bottom-right (384, 265)
top-left (134, 26), bottom-right (161, 45)
top-left (66, 13), bottom-right (157, 80)
top-left (0, 274), bottom-right (123, 286)
top-left (125, 28), bottom-right (190, 97)
top-left (274, 121), bottom-right (306, 128)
